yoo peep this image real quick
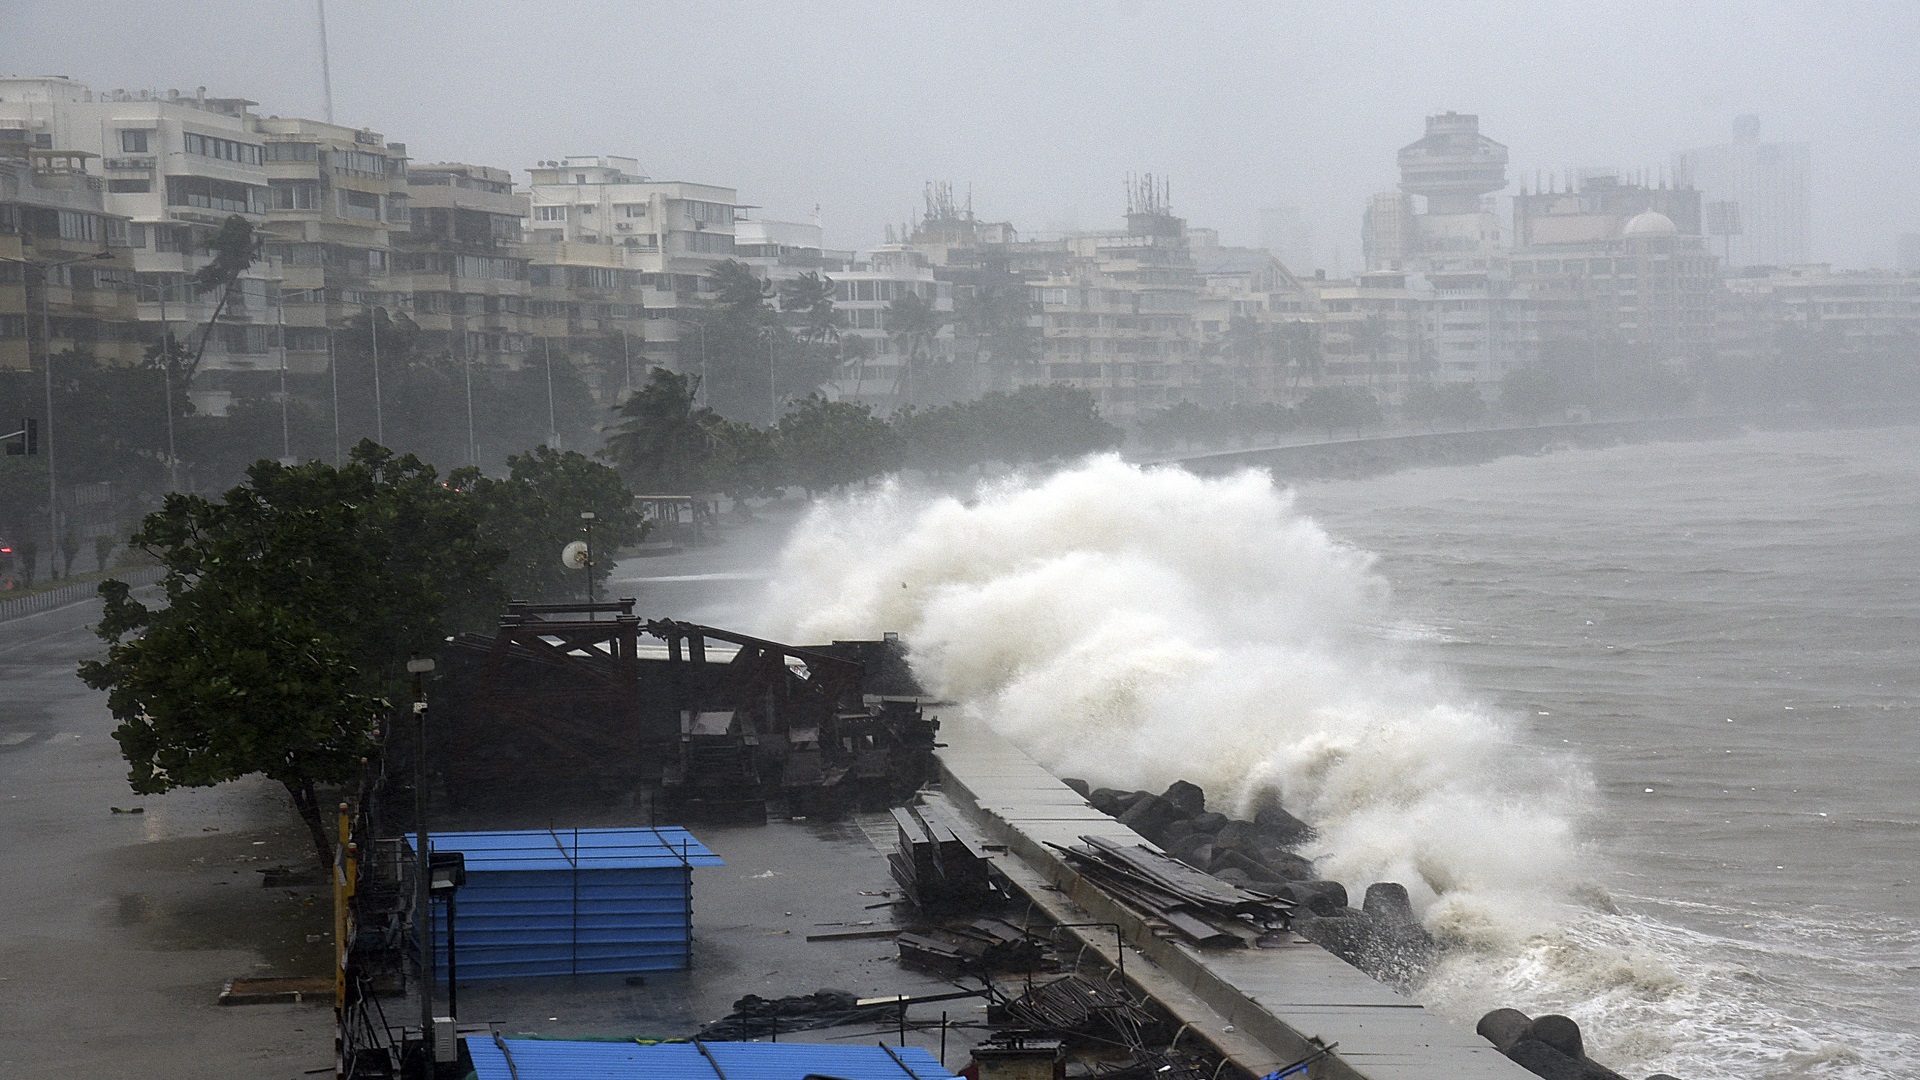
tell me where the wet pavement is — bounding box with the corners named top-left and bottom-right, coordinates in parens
top-left (0, 596), bottom-right (334, 1079)
top-left (0, 504), bottom-right (951, 1076)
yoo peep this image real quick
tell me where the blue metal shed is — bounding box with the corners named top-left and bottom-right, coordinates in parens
top-left (412, 827), bottom-right (724, 980)
top-left (465, 1038), bottom-right (957, 1080)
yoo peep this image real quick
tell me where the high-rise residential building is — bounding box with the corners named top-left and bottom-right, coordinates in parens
top-left (1016, 178), bottom-right (1202, 418)
top-left (0, 77), bottom-right (280, 392)
top-left (1510, 175), bottom-right (1718, 369)
top-left (522, 156), bottom-right (739, 389)
top-left (826, 245), bottom-right (953, 408)
top-left (1365, 113), bottom-right (1533, 388)
top-left (1719, 264), bottom-right (1920, 372)
top-left (251, 116), bottom-right (410, 380)
top-left (0, 147), bottom-right (139, 370)
top-left (1305, 271), bottom-right (1421, 405)
top-left (1192, 232), bottom-right (1321, 404)
top-left (1673, 115), bottom-right (1811, 270)
top-left (397, 162), bottom-right (531, 373)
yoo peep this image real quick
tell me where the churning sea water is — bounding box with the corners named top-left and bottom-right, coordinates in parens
top-left (753, 422), bottom-right (1918, 1080)
top-left (1289, 422), bottom-right (1920, 1078)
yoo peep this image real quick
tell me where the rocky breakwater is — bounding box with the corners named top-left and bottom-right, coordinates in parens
top-left (1067, 779), bottom-right (1679, 1080)
top-left (1476, 1009), bottom-right (1685, 1080)
top-left (1062, 777), bottom-right (1436, 990)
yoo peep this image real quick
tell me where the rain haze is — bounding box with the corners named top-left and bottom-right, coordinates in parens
top-left (7, 1), bottom-right (1920, 266)
top-left (2, 5), bottom-right (1918, 1080)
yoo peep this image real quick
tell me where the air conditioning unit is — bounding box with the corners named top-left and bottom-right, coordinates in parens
top-left (616, 222), bottom-right (633, 231)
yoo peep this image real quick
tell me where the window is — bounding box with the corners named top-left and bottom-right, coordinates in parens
top-left (270, 180), bottom-right (322, 210)
top-left (385, 194), bottom-right (409, 222)
top-left (621, 203), bottom-right (647, 218)
top-left (182, 131), bottom-right (263, 165)
top-left (57, 210), bottom-right (99, 242)
top-left (0, 314), bottom-right (26, 338)
top-left (107, 220), bottom-right (145, 248)
top-left (339, 189), bottom-right (382, 221)
top-left (119, 130), bottom-right (150, 153)
top-left (265, 141), bottom-right (321, 162)
top-left (534, 205), bottom-right (568, 221)
top-left (166, 175), bottom-right (267, 214)
top-left (684, 200), bottom-right (732, 225)
top-left (367, 249), bottom-right (388, 273)
top-left (683, 232), bottom-right (733, 254)
top-left (107, 178), bottom-right (151, 193)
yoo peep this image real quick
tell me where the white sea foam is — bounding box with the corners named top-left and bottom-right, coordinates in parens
top-left (753, 457), bottom-right (1917, 1079)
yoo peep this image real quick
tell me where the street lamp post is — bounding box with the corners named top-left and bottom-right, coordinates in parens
top-left (3, 250), bottom-right (113, 579)
top-left (580, 511), bottom-right (597, 608)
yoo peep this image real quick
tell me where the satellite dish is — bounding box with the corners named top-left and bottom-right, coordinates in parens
top-left (561, 540), bottom-right (589, 570)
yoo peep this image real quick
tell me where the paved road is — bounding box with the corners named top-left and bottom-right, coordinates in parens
top-left (0, 598), bottom-right (330, 1079)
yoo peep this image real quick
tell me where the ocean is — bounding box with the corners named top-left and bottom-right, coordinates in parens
top-left (722, 421), bottom-right (1918, 1080)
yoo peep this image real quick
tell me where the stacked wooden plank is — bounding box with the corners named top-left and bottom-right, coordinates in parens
top-left (1052, 835), bottom-right (1294, 948)
top-left (888, 804), bottom-right (996, 911)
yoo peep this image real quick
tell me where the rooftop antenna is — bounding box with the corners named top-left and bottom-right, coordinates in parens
top-left (315, 0), bottom-right (335, 123)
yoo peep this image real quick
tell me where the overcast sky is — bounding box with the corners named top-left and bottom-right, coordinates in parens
top-left (6, 1), bottom-right (1916, 269)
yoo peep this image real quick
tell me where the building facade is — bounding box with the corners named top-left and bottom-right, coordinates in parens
top-left (0, 78), bottom-right (282, 391)
top-left (1673, 115), bottom-right (1811, 270)
top-left (522, 156), bottom-right (740, 391)
top-left (398, 162), bottom-right (531, 370)
top-left (0, 149), bottom-right (139, 370)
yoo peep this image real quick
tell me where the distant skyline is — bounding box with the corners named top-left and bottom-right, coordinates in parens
top-left (5, 1), bottom-right (1916, 269)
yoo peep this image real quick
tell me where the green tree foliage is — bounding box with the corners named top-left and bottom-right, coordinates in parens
top-left (454, 446), bottom-right (644, 603)
top-left (603, 367), bottom-right (729, 494)
top-left (1294, 385), bottom-right (1383, 437)
top-left (1402, 382), bottom-right (1488, 429)
top-left (78, 442), bottom-right (505, 866)
top-left (1499, 363), bottom-right (1572, 422)
top-left (775, 394), bottom-right (900, 494)
top-left (1133, 399), bottom-right (1297, 453)
top-left (897, 384), bottom-right (1121, 473)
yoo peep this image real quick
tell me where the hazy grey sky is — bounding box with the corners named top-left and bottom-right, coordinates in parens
top-left (7, 1), bottom-right (1916, 268)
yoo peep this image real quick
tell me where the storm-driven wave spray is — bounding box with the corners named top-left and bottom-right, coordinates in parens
top-left (754, 457), bottom-right (1883, 1078)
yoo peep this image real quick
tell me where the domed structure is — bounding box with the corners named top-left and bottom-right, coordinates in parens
top-left (1622, 210), bottom-right (1679, 238)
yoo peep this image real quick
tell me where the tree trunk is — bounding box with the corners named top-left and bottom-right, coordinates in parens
top-left (285, 778), bottom-right (334, 870)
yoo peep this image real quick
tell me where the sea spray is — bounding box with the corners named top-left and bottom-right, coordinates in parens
top-left (758, 457), bottom-right (1587, 930)
top-left (754, 456), bottom-right (1920, 1077)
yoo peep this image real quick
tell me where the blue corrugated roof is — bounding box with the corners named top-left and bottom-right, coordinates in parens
top-left (465, 1039), bottom-right (958, 1080)
top-left (406, 827), bottom-right (724, 872)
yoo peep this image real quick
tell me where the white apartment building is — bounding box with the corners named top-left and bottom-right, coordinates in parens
top-left (522, 155), bottom-right (738, 372)
top-left (826, 245), bottom-right (952, 408)
top-left (0, 77), bottom-right (281, 384)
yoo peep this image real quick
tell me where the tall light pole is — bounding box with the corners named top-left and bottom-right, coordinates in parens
top-left (275, 287), bottom-right (291, 462)
top-left (135, 277), bottom-right (182, 491)
top-left (4, 250), bottom-right (112, 579)
top-left (367, 300), bottom-right (384, 446)
top-left (542, 335), bottom-right (558, 449)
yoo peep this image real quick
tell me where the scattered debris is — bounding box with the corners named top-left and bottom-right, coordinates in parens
top-left (219, 976), bottom-right (333, 1006)
top-left (108, 806), bottom-right (143, 814)
top-left (1000, 974), bottom-right (1157, 1045)
top-left (1052, 835), bottom-right (1293, 948)
top-left (897, 917), bottom-right (1047, 974)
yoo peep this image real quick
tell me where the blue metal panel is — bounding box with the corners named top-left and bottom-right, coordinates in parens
top-left (466, 1039), bottom-right (957, 1080)
top-left (418, 827), bottom-right (722, 980)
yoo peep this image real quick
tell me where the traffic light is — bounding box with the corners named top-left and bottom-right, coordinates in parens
top-left (4, 418), bottom-right (36, 456)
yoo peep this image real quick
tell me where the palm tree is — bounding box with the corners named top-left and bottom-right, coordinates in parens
top-left (778, 271), bottom-right (840, 349)
top-left (886, 291), bottom-right (944, 407)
